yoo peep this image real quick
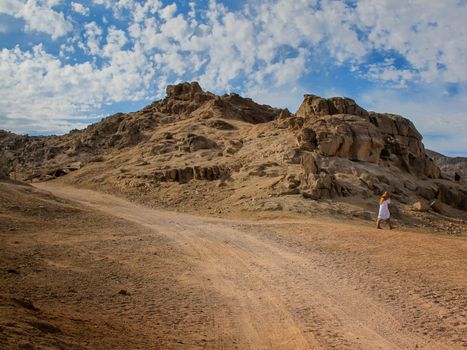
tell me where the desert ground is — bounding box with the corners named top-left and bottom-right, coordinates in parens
top-left (0, 179), bottom-right (466, 349)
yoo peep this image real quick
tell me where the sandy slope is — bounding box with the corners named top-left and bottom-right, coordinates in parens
top-left (1, 182), bottom-right (466, 349)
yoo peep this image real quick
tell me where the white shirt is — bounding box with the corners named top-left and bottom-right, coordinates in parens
top-left (378, 199), bottom-right (391, 220)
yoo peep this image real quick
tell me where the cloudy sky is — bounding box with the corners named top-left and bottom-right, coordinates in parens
top-left (1, 0), bottom-right (466, 156)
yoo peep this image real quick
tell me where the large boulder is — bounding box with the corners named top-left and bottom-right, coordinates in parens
top-left (301, 173), bottom-right (342, 200)
top-left (183, 134), bottom-right (218, 152)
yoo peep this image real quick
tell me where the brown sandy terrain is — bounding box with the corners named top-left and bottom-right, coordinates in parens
top-left (1, 180), bottom-right (466, 349)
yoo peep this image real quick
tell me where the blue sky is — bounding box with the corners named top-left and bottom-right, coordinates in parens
top-left (1, 0), bottom-right (466, 156)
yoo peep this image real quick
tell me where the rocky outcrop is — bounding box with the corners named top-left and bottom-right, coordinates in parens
top-left (182, 134), bottom-right (219, 152)
top-left (192, 93), bottom-right (282, 124)
top-left (296, 95), bottom-right (368, 118)
top-left (372, 113), bottom-right (440, 179)
top-left (294, 95), bottom-right (440, 178)
top-left (299, 152), bottom-right (344, 199)
top-left (151, 82), bottom-right (215, 115)
top-left (205, 119), bottom-right (236, 130)
top-left (301, 172), bottom-right (343, 200)
top-left (154, 165), bottom-right (229, 183)
top-left (304, 115), bottom-right (384, 162)
top-left (436, 182), bottom-right (467, 211)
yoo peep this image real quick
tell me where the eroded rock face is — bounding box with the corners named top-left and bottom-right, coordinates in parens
top-left (183, 134), bottom-right (219, 152)
top-left (154, 165), bottom-right (229, 183)
top-left (301, 173), bottom-right (343, 200)
top-left (295, 94), bottom-right (440, 178)
top-left (307, 115), bottom-right (384, 162)
top-left (372, 113), bottom-right (440, 179)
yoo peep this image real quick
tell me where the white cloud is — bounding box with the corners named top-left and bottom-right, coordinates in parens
top-left (364, 58), bottom-right (416, 88)
top-left (0, 0), bottom-right (23, 14)
top-left (159, 3), bottom-right (177, 20)
top-left (0, 0), bottom-right (73, 40)
top-left (83, 21), bottom-right (103, 55)
top-left (1, 0), bottom-right (467, 155)
top-left (0, 43), bottom-right (154, 133)
top-left (358, 87), bottom-right (467, 155)
top-left (355, 0), bottom-right (467, 84)
top-left (101, 26), bottom-right (128, 57)
top-left (71, 2), bottom-right (89, 16)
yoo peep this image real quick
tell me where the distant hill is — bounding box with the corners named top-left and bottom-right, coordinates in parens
top-left (426, 149), bottom-right (467, 181)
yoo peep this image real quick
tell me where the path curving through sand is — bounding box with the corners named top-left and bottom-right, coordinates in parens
top-left (26, 182), bottom-right (467, 349)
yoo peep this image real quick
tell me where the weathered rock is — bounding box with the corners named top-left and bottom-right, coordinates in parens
top-left (285, 174), bottom-right (301, 189)
top-left (302, 115), bottom-right (384, 162)
top-left (166, 81), bottom-right (203, 98)
top-left (151, 142), bottom-right (177, 155)
top-left (154, 165), bottom-right (229, 183)
top-left (49, 168), bottom-right (68, 177)
top-left (184, 134), bottom-right (218, 152)
top-left (259, 201), bottom-right (283, 211)
top-left (278, 109), bottom-right (293, 119)
top-left (359, 173), bottom-right (376, 191)
top-left (191, 92), bottom-right (282, 124)
top-left (417, 184), bottom-right (438, 200)
top-left (373, 113), bottom-right (440, 179)
top-left (206, 119), bottom-right (236, 130)
top-left (296, 95), bottom-right (368, 118)
top-left (436, 183), bottom-right (467, 210)
top-left (293, 94), bottom-right (441, 179)
top-left (225, 140), bottom-right (243, 155)
top-left (301, 173), bottom-right (341, 199)
top-left (430, 199), bottom-right (451, 215)
top-left (154, 82), bottom-right (215, 115)
top-left (12, 298), bottom-right (39, 311)
top-left (178, 167), bottom-right (195, 184)
top-left (301, 152), bottom-right (320, 175)
top-left (412, 201), bottom-right (430, 212)
top-left (297, 128), bottom-right (317, 151)
top-left (28, 322), bottom-right (61, 334)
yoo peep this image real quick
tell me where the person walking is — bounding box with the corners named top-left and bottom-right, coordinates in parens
top-left (376, 191), bottom-right (393, 229)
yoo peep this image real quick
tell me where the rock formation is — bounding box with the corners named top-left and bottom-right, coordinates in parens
top-left (1, 82), bottom-right (465, 223)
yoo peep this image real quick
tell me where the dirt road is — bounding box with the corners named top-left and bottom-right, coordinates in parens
top-left (1, 182), bottom-right (466, 349)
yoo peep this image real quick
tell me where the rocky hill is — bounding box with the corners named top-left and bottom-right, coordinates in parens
top-left (1, 82), bottom-right (466, 230)
top-left (426, 149), bottom-right (467, 180)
